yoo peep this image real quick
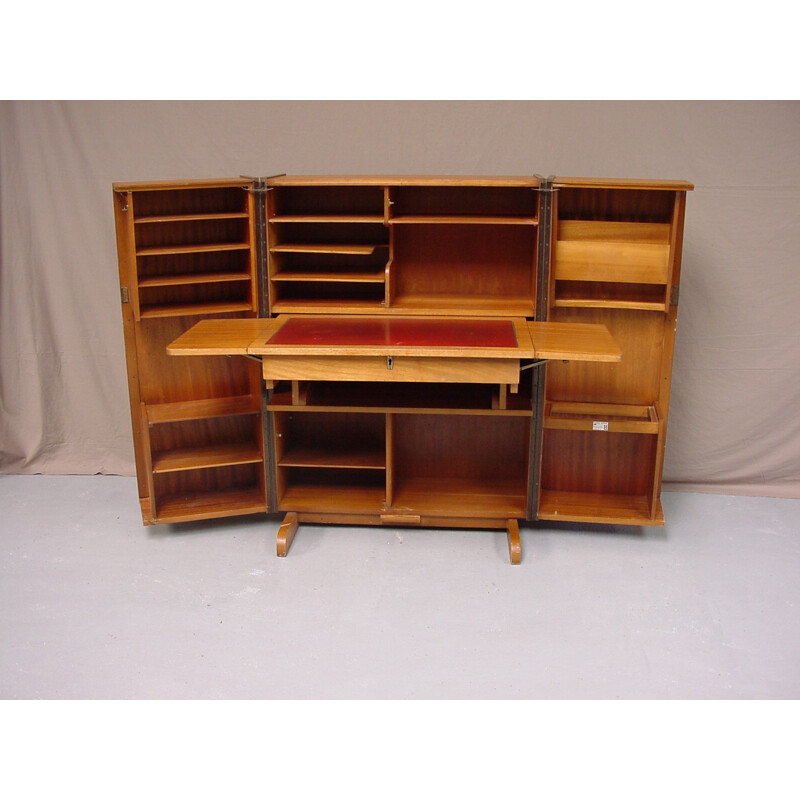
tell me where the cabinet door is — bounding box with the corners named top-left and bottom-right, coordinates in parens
top-left (537, 178), bottom-right (691, 526)
top-left (113, 178), bottom-right (271, 524)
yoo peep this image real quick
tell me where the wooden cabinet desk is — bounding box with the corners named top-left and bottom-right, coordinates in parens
top-left (114, 175), bottom-right (692, 563)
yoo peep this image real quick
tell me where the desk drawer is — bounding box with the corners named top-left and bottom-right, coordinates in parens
top-left (262, 355), bottom-right (520, 384)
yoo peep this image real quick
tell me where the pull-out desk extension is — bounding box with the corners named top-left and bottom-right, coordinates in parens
top-left (168, 315), bottom-right (621, 562)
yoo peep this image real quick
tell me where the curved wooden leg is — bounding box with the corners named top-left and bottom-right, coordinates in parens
top-left (506, 518), bottom-right (521, 565)
top-left (277, 512), bottom-right (299, 557)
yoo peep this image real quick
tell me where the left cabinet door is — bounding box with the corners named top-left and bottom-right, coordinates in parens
top-left (113, 178), bottom-right (270, 524)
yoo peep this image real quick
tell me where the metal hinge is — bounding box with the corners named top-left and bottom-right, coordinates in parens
top-left (671, 285), bottom-right (680, 306)
top-left (121, 287), bottom-right (129, 303)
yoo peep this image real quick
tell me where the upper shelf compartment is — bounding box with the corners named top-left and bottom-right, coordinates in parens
top-left (387, 185), bottom-right (538, 225)
top-left (551, 184), bottom-right (680, 312)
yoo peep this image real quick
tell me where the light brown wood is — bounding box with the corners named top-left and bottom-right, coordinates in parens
top-left (552, 177), bottom-right (694, 191)
top-left (528, 322), bottom-right (622, 362)
top-left (276, 512), bottom-right (299, 557)
top-left (115, 173), bottom-right (690, 556)
top-left (553, 240), bottom-right (670, 284)
top-left (167, 318), bottom-right (281, 355)
top-left (507, 519), bottom-right (521, 565)
top-left (268, 175), bottom-right (540, 187)
top-left (261, 355), bottom-right (521, 384)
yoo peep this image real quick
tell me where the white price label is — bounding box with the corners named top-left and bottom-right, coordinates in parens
top-left (592, 420), bottom-right (609, 431)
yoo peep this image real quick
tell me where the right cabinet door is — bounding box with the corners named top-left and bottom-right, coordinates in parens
top-left (537, 177), bottom-right (692, 525)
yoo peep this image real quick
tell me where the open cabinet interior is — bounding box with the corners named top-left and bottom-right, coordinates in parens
top-left (538, 179), bottom-right (688, 525)
top-left (115, 174), bottom-right (691, 562)
top-left (114, 179), bottom-right (267, 524)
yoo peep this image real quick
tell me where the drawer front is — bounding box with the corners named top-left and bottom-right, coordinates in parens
top-left (262, 355), bottom-right (520, 384)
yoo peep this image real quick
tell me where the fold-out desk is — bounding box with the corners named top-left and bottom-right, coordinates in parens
top-left (168, 315), bottom-right (620, 563)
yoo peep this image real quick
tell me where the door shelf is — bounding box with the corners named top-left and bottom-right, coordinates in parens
top-left (140, 301), bottom-right (254, 319)
top-left (544, 402), bottom-right (659, 434)
top-left (145, 395), bottom-right (261, 424)
top-left (154, 487), bottom-right (266, 524)
top-left (151, 443), bottom-right (263, 473)
top-left (137, 272), bottom-right (252, 288)
top-left (136, 243), bottom-right (251, 257)
top-left (135, 212), bottom-right (250, 224)
top-left (537, 490), bottom-right (664, 526)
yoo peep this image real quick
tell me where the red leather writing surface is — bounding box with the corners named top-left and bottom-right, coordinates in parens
top-left (267, 317), bottom-right (518, 348)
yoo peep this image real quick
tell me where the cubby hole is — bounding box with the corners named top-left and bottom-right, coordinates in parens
top-left (538, 428), bottom-right (658, 522)
top-left (390, 186), bottom-right (537, 219)
top-left (149, 415), bottom-right (263, 474)
top-left (391, 414), bottom-right (529, 516)
top-left (135, 218), bottom-right (250, 252)
top-left (391, 224), bottom-right (536, 313)
top-left (271, 185), bottom-right (385, 217)
top-left (133, 187), bottom-right (248, 219)
top-left (152, 463), bottom-right (265, 522)
top-left (138, 279), bottom-right (252, 317)
top-left (137, 249), bottom-right (251, 285)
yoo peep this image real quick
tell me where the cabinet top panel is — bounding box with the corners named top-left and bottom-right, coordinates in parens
top-left (267, 175), bottom-right (541, 187)
top-left (553, 177), bottom-right (694, 191)
top-left (113, 178), bottom-right (253, 192)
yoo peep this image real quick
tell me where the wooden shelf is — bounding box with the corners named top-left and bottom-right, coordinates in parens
top-left (552, 297), bottom-right (667, 312)
top-left (270, 244), bottom-right (385, 255)
top-left (146, 395), bottom-right (261, 424)
top-left (155, 487), bottom-right (266, 524)
top-left (544, 402), bottom-right (659, 434)
top-left (272, 270), bottom-right (385, 283)
top-left (135, 212), bottom-right (249, 223)
top-left (152, 443), bottom-right (262, 473)
top-left (270, 300), bottom-right (385, 314)
top-left (279, 446), bottom-right (385, 470)
top-left (391, 293), bottom-right (535, 317)
top-left (537, 490), bottom-right (663, 526)
top-left (139, 301), bottom-right (253, 319)
top-left (270, 215), bottom-right (385, 224)
top-left (138, 272), bottom-right (251, 288)
top-left (389, 215), bottom-right (537, 225)
top-left (279, 484), bottom-right (386, 514)
top-left (269, 384), bottom-right (532, 416)
top-left (136, 243), bottom-right (250, 257)
top-left (392, 477), bottom-right (527, 518)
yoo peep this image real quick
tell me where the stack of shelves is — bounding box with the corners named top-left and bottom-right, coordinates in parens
top-left (538, 179), bottom-right (689, 525)
top-left (114, 180), bottom-right (266, 523)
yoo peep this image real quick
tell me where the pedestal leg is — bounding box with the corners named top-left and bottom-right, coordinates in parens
top-left (277, 512), bottom-right (299, 557)
top-left (506, 518), bottom-right (521, 565)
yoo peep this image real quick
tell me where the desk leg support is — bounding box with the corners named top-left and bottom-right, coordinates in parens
top-left (506, 519), bottom-right (521, 565)
top-left (277, 512), bottom-right (299, 557)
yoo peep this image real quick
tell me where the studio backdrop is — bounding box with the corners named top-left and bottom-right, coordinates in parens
top-left (1, 100), bottom-right (798, 497)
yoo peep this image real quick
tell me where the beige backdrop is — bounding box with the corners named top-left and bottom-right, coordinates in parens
top-left (1, 100), bottom-right (798, 497)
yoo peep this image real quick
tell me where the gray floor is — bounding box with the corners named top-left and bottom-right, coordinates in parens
top-left (1, 474), bottom-right (798, 699)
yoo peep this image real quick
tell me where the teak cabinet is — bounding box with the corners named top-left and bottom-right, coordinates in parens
top-left (113, 175), bottom-right (692, 563)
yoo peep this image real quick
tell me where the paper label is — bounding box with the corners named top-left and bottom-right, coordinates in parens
top-left (592, 421), bottom-right (609, 431)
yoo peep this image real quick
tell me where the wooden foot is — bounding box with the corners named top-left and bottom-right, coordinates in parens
top-left (277, 512), bottom-right (299, 557)
top-left (506, 518), bottom-right (521, 565)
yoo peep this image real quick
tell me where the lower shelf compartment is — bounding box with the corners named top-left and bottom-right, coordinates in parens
top-left (392, 477), bottom-right (527, 519)
top-left (537, 490), bottom-right (663, 526)
top-left (279, 483), bottom-right (387, 514)
top-left (154, 487), bottom-right (267, 524)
